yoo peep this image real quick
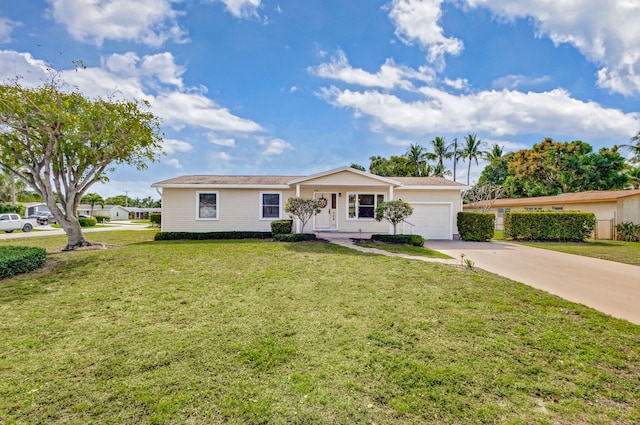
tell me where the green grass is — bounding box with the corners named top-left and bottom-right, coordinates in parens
top-left (518, 239), bottom-right (640, 266)
top-left (355, 242), bottom-right (452, 259)
top-left (1, 232), bottom-right (639, 424)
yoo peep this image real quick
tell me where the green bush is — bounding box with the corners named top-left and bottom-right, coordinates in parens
top-left (274, 233), bottom-right (317, 242)
top-left (504, 212), bottom-right (596, 242)
top-left (372, 234), bottom-right (425, 247)
top-left (457, 212), bottom-right (495, 242)
top-left (149, 213), bottom-right (161, 226)
top-left (0, 203), bottom-right (25, 216)
top-left (270, 219), bottom-right (293, 235)
top-left (79, 217), bottom-right (97, 227)
top-left (0, 246), bottom-right (47, 279)
top-left (616, 222), bottom-right (640, 242)
top-left (94, 215), bottom-right (110, 223)
top-left (154, 231), bottom-right (273, 241)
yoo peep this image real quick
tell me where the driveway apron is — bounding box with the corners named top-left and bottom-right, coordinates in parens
top-left (426, 240), bottom-right (640, 325)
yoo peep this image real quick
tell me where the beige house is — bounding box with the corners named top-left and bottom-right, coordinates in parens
top-left (470, 189), bottom-right (640, 239)
top-left (152, 167), bottom-right (467, 239)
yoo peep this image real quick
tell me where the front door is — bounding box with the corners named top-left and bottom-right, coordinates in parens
top-left (314, 193), bottom-right (337, 230)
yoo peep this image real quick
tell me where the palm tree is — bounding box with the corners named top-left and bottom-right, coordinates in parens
top-left (81, 193), bottom-right (105, 217)
top-left (405, 143), bottom-right (433, 177)
top-left (621, 131), bottom-right (640, 163)
top-left (449, 137), bottom-right (462, 182)
top-left (624, 164), bottom-right (640, 189)
top-left (485, 143), bottom-right (504, 161)
top-left (429, 136), bottom-right (453, 177)
top-left (460, 134), bottom-right (487, 185)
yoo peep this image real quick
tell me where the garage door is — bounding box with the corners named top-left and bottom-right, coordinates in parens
top-left (405, 203), bottom-right (452, 240)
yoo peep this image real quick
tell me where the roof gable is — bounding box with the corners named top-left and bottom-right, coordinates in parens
top-left (288, 167), bottom-right (401, 186)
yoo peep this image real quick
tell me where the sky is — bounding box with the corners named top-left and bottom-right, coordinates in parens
top-left (1, 0), bottom-right (639, 199)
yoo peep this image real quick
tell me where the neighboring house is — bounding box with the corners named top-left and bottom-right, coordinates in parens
top-left (127, 207), bottom-right (162, 220)
top-left (77, 204), bottom-right (131, 221)
top-left (22, 202), bottom-right (50, 217)
top-left (469, 189), bottom-right (640, 239)
top-left (151, 167), bottom-right (467, 240)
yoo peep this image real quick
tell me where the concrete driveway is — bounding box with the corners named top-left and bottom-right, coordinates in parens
top-left (426, 240), bottom-right (640, 325)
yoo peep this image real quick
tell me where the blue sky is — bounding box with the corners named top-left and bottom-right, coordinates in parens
top-left (1, 0), bottom-right (639, 199)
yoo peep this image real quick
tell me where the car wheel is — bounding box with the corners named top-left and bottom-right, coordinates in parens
top-left (23, 223), bottom-right (33, 232)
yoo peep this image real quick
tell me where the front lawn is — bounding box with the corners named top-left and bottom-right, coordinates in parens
top-left (519, 239), bottom-right (640, 266)
top-left (355, 241), bottom-right (452, 259)
top-left (1, 232), bottom-right (639, 424)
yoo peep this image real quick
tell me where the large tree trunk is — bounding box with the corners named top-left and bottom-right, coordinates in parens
top-left (58, 217), bottom-right (93, 250)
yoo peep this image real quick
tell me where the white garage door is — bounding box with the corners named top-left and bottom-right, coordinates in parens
top-left (405, 203), bottom-right (452, 240)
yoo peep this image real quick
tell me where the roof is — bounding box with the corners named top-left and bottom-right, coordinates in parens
top-left (152, 167), bottom-right (466, 189)
top-left (77, 204), bottom-right (131, 211)
top-left (486, 190), bottom-right (640, 208)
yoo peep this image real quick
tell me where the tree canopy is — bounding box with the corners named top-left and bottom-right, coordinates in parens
top-left (0, 79), bottom-right (163, 249)
top-left (478, 138), bottom-right (628, 198)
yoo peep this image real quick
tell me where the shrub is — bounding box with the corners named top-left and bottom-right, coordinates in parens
top-left (79, 217), bottom-right (97, 227)
top-left (270, 219), bottom-right (293, 235)
top-left (504, 212), bottom-right (596, 242)
top-left (274, 233), bottom-right (317, 242)
top-left (149, 213), bottom-right (161, 226)
top-left (154, 231), bottom-right (272, 241)
top-left (372, 234), bottom-right (425, 247)
top-left (457, 212), bottom-right (495, 241)
top-left (0, 203), bottom-right (25, 215)
top-left (94, 215), bottom-right (110, 223)
top-left (0, 246), bottom-right (47, 279)
top-left (616, 222), bottom-right (640, 242)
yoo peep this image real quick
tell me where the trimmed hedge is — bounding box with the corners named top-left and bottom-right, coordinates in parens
top-left (154, 231), bottom-right (273, 241)
top-left (270, 219), bottom-right (293, 235)
top-left (79, 217), bottom-right (97, 227)
top-left (616, 222), bottom-right (640, 242)
top-left (0, 246), bottom-right (47, 279)
top-left (504, 212), bottom-right (596, 242)
top-left (94, 215), bottom-right (110, 223)
top-left (457, 212), bottom-right (495, 242)
top-left (274, 233), bottom-right (317, 242)
top-left (372, 234), bottom-right (425, 247)
top-left (0, 203), bottom-right (25, 215)
top-left (149, 213), bottom-right (161, 226)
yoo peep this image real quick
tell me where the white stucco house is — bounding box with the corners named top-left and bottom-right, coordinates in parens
top-left (77, 204), bottom-right (131, 221)
top-left (151, 167), bottom-right (467, 240)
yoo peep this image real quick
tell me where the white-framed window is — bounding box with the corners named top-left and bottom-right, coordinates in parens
top-left (197, 191), bottom-right (218, 220)
top-left (552, 206), bottom-right (564, 211)
top-left (347, 193), bottom-right (385, 219)
top-left (260, 192), bottom-right (281, 220)
top-left (524, 206), bottom-right (543, 212)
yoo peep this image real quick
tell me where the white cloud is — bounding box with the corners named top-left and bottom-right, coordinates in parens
top-left (385, 136), bottom-right (414, 146)
top-left (320, 85), bottom-right (639, 139)
top-left (102, 52), bottom-right (185, 89)
top-left (388, 0), bottom-right (464, 68)
top-left (461, 0), bottom-right (640, 95)
top-left (443, 77), bottom-right (470, 90)
top-left (213, 0), bottom-right (261, 18)
top-left (0, 51), bottom-right (51, 83)
top-left (207, 135), bottom-right (236, 147)
top-left (258, 137), bottom-right (294, 155)
top-left (309, 49), bottom-right (435, 90)
top-left (0, 17), bottom-right (21, 44)
top-left (162, 139), bottom-right (193, 154)
top-left (164, 158), bottom-right (183, 170)
top-left (491, 74), bottom-right (551, 90)
top-left (212, 152), bottom-right (232, 161)
top-left (46, 0), bottom-right (187, 46)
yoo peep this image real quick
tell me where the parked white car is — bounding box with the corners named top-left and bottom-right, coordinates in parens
top-left (0, 213), bottom-right (36, 233)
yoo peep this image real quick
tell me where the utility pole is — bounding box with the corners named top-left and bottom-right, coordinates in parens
top-left (124, 190), bottom-right (129, 207)
top-left (452, 138), bottom-right (458, 182)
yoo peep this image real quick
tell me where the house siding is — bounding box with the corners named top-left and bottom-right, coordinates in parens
top-left (619, 197), bottom-right (640, 224)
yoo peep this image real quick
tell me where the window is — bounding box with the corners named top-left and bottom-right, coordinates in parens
top-left (261, 193), bottom-right (281, 219)
top-left (524, 206), bottom-right (543, 212)
top-left (348, 193), bottom-right (385, 219)
top-left (552, 206), bottom-right (564, 211)
top-left (197, 192), bottom-right (218, 219)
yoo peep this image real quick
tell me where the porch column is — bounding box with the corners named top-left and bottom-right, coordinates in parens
top-left (388, 185), bottom-right (394, 234)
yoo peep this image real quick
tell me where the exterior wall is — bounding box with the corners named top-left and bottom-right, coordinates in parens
top-left (161, 188), bottom-right (296, 232)
top-left (299, 170), bottom-right (393, 187)
top-left (395, 188), bottom-right (463, 237)
top-left (619, 197), bottom-right (640, 224)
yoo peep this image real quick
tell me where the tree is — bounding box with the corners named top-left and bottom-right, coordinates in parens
top-left (0, 79), bottom-right (163, 250)
top-left (284, 197), bottom-right (321, 233)
top-left (350, 163), bottom-right (366, 171)
top-left (485, 143), bottom-right (504, 161)
top-left (405, 143), bottom-right (433, 176)
top-left (374, 200), bottom-right (413, 234)
top-left (620, 131), bottom-right (640, 163)
top-left (460, 134), bottom-right (487, 185)
top-left (81, 193), bottom-right (105, 217)
top-left (464, 184), bottom-right (505, 212)
top-left (624, 165), bottom-right (640, 189)
top-left (369, 155), bottom-right (412, 177)
top-left (429, 136), bottom-right (453, 177)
